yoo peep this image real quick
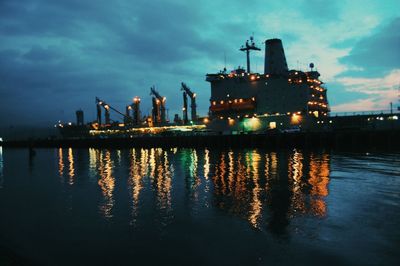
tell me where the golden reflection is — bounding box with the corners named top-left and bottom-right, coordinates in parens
top-left (203, 149), bottom-right (211, 198)
top-left (289, 150), bottom-right (305, 215)
top-left (162, 150), bottom-right (172, 213)
top-left (128, 149), bottom-right (143, 224)
top-left (58, 148), bottom-right (64, 180)
top-left (308, 153), bottom-right (330, 217)
top-left (264, 153), bottom-right (272, 193)
top-left (140, 149), bottom-right (149, 177)
top-left (88, 148), bottom-right (98, 179)
top-left (149, 148), bottom-right (156, 180)
top-left (213, 153), bottom-right (227, 196)
top-left (234, 153), bottom-right (247, 203)
top-left (97, 150), bottom-right (115, 218)
top-left (67, 148), bottom-right (75, 185)
top-left (270, 152), bottom-right (278, 177)
top-left (151, 149), bottom-right (173, 223)
top-left (210, 149), bottom-right (331, 231)
top-left (212, 150), bottom-right (264, 229)
top-left (82, 148), bottom-right (331, 230)
top-left (227, 151), bottom-right (234, 194)
top-left (204, 149), bottom-right (210, 180)
top-left (264, 152), bottom-right (278, 196)
top-left (264, 154), bottom-right (270, 180)
top-left (249, 150), bottom-right (262, 228)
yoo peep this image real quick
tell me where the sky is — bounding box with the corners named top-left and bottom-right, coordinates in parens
top-left (0, 0), bottom-right (399, 126)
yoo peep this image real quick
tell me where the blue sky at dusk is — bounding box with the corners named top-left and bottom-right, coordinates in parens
top-left (0, 0), bottom-right (399, 126)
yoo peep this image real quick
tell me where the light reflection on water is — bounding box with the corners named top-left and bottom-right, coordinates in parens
top-left (53, 147), bottom-right (331, 230)
top-left (308, 153), bottom-right (330, 217)
top-left (57, 148), bottom-right (64, 180)
top-left (67, 148), bottom-right (75, 186)
top-left (97, 150), bottom-right (115, 219)
top-left (128, 148), bottom-right (143, 224)
top-left (1, 148), bottom-right (399, 265)
top-left (57, 148), bottom-right (76, 186)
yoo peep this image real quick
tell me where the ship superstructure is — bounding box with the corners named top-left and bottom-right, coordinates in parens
top-left (206, 38), bottom-right (329, 131)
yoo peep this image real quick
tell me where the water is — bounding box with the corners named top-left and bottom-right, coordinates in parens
top-left (0, 147), bottom-right (399, 265)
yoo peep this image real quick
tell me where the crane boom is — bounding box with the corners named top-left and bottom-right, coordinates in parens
top-left (181, 82), bottom-right (195, 99)
top-left (95, 97), bottom-right (131, 126)
top-left (150, 86), bottom-right (164, 101)
top-left (181, 82), bottom-right (197, 122)
top-left (149, 87), bottom-right (166, 123)
top-left (96, 97), bottom-right (127, 117)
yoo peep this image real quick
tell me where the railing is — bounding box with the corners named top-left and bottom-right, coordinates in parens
top-left (330, 109), bottom-right (397, 117)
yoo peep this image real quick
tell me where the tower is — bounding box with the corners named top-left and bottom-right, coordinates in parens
top-left (264, 39), bottom-right (288, 76)
top-left (76, 110), bottom-right (84, 126)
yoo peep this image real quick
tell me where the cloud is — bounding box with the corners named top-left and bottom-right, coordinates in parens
top-left (22, 46), bottom-right (61, 62)
top-left (339, 17), bottom-right (400, 77)
top-left (0, 0), bottom-right (221, 125)
top-left (331, 69), bottom-right (399, 112)
top-left (0, 0), bottom-right (398, 126)
top-left (332, 99), bottom-right (379, 112)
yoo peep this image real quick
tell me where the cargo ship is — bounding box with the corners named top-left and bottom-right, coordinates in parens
top-left (57, 36), bottom-right (399, 139)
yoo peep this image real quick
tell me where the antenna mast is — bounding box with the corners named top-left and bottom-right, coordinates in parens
top-left (240, 35), bottom-right (261, 73)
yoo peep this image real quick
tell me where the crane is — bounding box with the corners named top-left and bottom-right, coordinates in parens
top-left (150, 86), bottom-right (166, 124)
top-left (124, 105), bottom-right (133, 124)
top-left (124, 97), bottom-right (141, 126)
top-left (182, 90), bottom-right (188, 124)
top-left (239, 36), bottom-right (261, 73)
top-left (95, 97), bottom-right (129, 126)
top-left (132, 97), bottom-right (141, 125)
top-left (181, 82), bottom-right (197, 123)
top-left (96, 99), bottom-right (102, 125)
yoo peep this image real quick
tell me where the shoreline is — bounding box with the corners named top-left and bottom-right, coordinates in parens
top-left (1, 129), bottom-right (399, 150)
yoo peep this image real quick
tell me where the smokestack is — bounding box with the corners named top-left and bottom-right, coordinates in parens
top-left (76, 110), bottom-right (84, 126)
top-left (264, 39), bottom-right (288, 76)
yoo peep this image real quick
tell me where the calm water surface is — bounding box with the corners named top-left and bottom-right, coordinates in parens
top-left (0, 147), bottom-right (399, 265)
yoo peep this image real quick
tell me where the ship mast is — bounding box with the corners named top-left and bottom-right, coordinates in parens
top-left (240, 36), bottom-right (261, 73)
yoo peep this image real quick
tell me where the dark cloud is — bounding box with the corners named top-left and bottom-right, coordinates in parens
top-left (22, 46), bottom-right (61, 62)
top-left (0, 0), bottom-right (82, 37)
top-left (0, 0), bottom-right (225, 126)
top-left (339, 17), bottom-right (400, 77)
top-left (0, 0), bottom-right (395, 127)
